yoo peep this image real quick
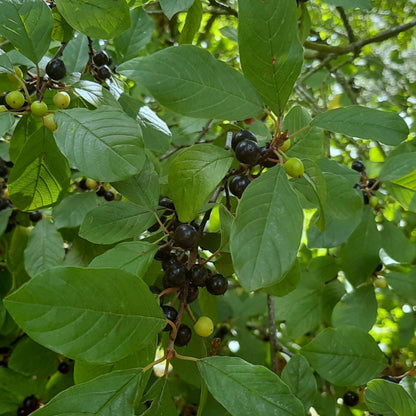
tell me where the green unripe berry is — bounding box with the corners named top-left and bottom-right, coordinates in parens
top-left (31, 101), bottom-right (48, 117)
top-left (369, 195), bottom-right (378, 208)
top-left (85, 178), bottom-right (98, 190)
top-left (5, 90), bottom-right (25, 109)
top-left (43, 113), bottom-right (57, 131)
top-left (0, 105), bottom-right (7, 113)
top-left (280, 139), bottom-right (291, 152)
top-left (53, 91), bottom-right (71, 109)
top-left (284, 157), bottom-right (304, 178)
top-left (194, 316), bottom-right (214, 337)
top-left (374, 278), bottom-right (388, 289)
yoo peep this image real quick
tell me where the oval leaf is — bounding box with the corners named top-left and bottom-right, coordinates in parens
top-left (4, 267), bottom-right (166, 363)
top-left (310, 106), bottom-right (409, 146)
top-left (118, 45), bottom-right (263, 120)
top-left (198, 356), bottom-right (304, 416)
top-left (301, 326), bottom-right (386, 386)
top-left (230, 165), bottom-right (304, 291)
top-left (54, 107), bottom-right (145, 182)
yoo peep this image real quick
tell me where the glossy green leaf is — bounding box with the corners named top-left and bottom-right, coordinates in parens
top-left (230, 165), bottom-right (304, 291)
top-left (238, 0), bottom-right (303, 114)
top-left (159, 0), bottom-right (195, 19)
top-left (8, 127), bottom-right (70, 211)
top-left (179, 0), bottom-right (202, 44)
top-left (311, 106), bottom-right (409, 145)
top-left (72, 80), bottom-right (118, 108)
top-left (61, 34), bottom-right (89, 73)
top-left (198, 356), bottom-right (304, 416)
top-left (386, 267), bottom-right (416, 304)
top-left (24, 220), bottom-right (65, 278)
top-left (301, 326), bottom-right (386, 386)
top-left (281, 354), bottom-right (318, 412)
top-left (89, 241), bottom-right (157, 278)
top-left (0, 0), bottom-right (53, 63)
top-left (168, 144), bottom-right (233, 223)
top-left (114, 7), bottom-right (153, 62)
top-left (137, 106), bottom-right (171, 136)
top-left (55, 0), bottom-right (130, 39)
top-left (141, 377), bottom-right (178, 416)
top-left (381, 220), bottom-right (416, 263)
top-left (4, 267), bottom-right (166, 363)
top-left (118, 45), bottom-right (263, 120)
top-left (365, 379), bottom-right (416, 416)
top-left (79, 201), bottom-right (155, 245)
top-left (380, 153), bottom-right (416, 184)
top-left (332, 285), bottom-right (377, 331)
top-left (32, 369), bottom-right (143, 416)
top-left (54, 107), bottom-right (145, 182)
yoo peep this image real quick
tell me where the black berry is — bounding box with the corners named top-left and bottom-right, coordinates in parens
top-left (206, 274), bottom-right (228, 295)
top-left (149, 285), bottom-right (161, 295)
top-left (22, 395), bottom-right (38, 411)
top-left (174, 324), bottom-right (192, 347)
top-left (231, 130), bottom-right (257, 151)
top-left (78, 178), bottom-right (88, 190)
top-left (174, 223), bottom-right (198, 250)
top-left (17, 406), bottom-right (28, 416)
top-left (163, 264), bottom-right (188, 288)
top-left (96, 65), bottom-right (112, 80)
top-left (96, 186), bottom-right (106, 196)
top-left (235, 139), bottom-right (260, 165)
top-left (259, 146), bottom-right (278, 168)
top-left (186, 285), bottom-right (199, 303)
top-left (45, 59), bottom-right (66, 80)
top-left (92, 50), bottom-right (109, 67)
top-left (343, 391), bottom-right (359, 407)
top-left (162, 305), bottom-right (178, 331)
top-left (159, 197), bottom-right (175, 211)
top-left (229, 175), bottom-right (251, 198)
top-left (154, 246), bottom-right (171, 262)
top-left (0, 360), bottom-right (7, 367)
top-left (0, 199), bottom-right (11, 211)
top-left (189, 265), bottom-right (210, 287)
top-left (29, 211), bottom-right (42, 222)
top-left (351, 160), bottom-right (365, 172)
top-left (368, 178), bottom-right (380, 190)
top-left (104, 191), bottom-right (115, 201)
top-left (58, 361), bottom-right (70, 374)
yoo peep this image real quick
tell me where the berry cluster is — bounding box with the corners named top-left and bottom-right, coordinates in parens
top-left (92, 51), bottom-right (113, 81)
top-left (17, 395), bottom-right (39, 416)
top-left (77, 178), bottom-right (117, 201)
top-left (352, 160), bottom-right (380, 206)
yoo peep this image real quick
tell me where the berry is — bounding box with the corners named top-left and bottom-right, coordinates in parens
top-left (189, 265), bottom-right (210, 287)
top-left (6, 91), bottom-right (25, 109)
top-left (0, 199), bottom-right (11, 211)
top-left (353, 183), bottom-right (362, 191)
top-left (96, 186), bottom-right (106, 196)
top-left (235, 139), bottom-right (260, 165)
top-left (368, 178), bottom-right (380, 190)
top-left (0, 360), bottom-right (7, 367)
top-left (194, 316), bottom-right (214, 337)
top-left (58, 361), bottom-right (70, 374)
top-left (154, 246), bottom-right (171, 262)
top-left (23, 395), bottom-right (38, 411)
top-left (85, 178), bottom-right (98, 190)
top-left (17, 406), bottom-right (28, 416)
top-left (186, 285), bottom-right (199, 303)
top-left (174, 223), bottom-right (198, 250)
top-left (104, 191), bottom-right (115, 201)
top-left (53, 91), bottom-right (71, 109)
top-left (369, 195), bottom-right (378, 208)
top-left (96, 65), bottom-right (112, 80)
top-left (30, 101), bottom-right (48, 117)
top-left (284, 158), bottom-right (304, 178)
top-left (259, 146), bottom-right (277, 168)
top-left (280, 139), bottom-right (291, 152)
top-left (229, 175), bottom-right (251, 198)
top-left (163, 264), bottom-right (188, 288)
top-left (231, 130), bottom-right (257, 151)
top-left (206, 274), bottom-right (228, 295)
top-left (46, 59), bottom-right (67, 80)
top-left (159, 196), bottom-right (175, 211)
top-left (149, 285), bottom-right (161, 295)
top-left (174, 324), bottom-right (192, 347)
top-left (343, 391), bottom-right (359, 407)
top-left (29, 211), bottom-right (42, 222)
top-left (92, 50), bottom-right (110, 67)
top-left (161, 305), bottom-right (178, 331)
top-left (351, 160), bottom-right (365, 173)
top-left (374, 277), bottom-right (388, 289)
top-left (43, 113), bottom-right (57, 131)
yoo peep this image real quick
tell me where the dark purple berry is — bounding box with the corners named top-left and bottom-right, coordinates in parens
top-left (29, 211), bottom-right (42, 222)
top-left (78, 178), bottom-right (88, 190)
top-left (17, 406), bottom-right (28, 416)
top-left (96, 186), bottom-right (106, 196)
top-left (164, 264), bottom-right (188, 288)
top-left (96, 65), bottom-right (112, 80)
top-left (189, 265), bottom-right (210, 287)
top-left (92, 50), bottom-right (109, 67)
top-left (23, 395), bottom-right (38, 411)
top-left (0, 360), bottom-right (7, 368)
top-left (368, 178), bottom-right (380, 190)
top-left (259, 146), bottom-right (278, 167)
top-left (229, 175), bottom-right (251, 198)
top-left (58, 362), bottom-right (70, 374)
top-left (174, 324), bottom-right (192, 347)
top-left (154, 246), bottom-right (171, 261)
top-left (235, 139), bottom-right (260, 165)
top-left (186, 285), bottom-right (199, 303)
top-left (343, 391), bottom-right (359, 407)
top-left (353, 183), bottom-right (362, 191)
top-left (351, 160), bottom-right (365, 173)
top-left (206, 274), bottom-right (228, 295)
top-left (159, 197), bottom-right (175, 211)
top-left (149, 285), bottom-right (161, 295)
top-left (231, 130), bottom-right (257, 150)
top-left (46, 59), bottom-right (66, 80)
top-left (104, 191), bottom-right (115, 201)
top-left (174, 223), bottom-right (198, 250)
top-left (162, 305), bottom-right (178, 331)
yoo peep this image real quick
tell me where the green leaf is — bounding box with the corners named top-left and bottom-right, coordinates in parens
top-left (168, 144), bottom-right (233, 223)
top-left (4, 267), bottom-right (166, 363)
top-left (0, 208), bottom-right (13, 237)
top-left (89, 241), bottom-right (158, 278)
top-left (322, 0), bottom-right (373, 9)
top-left (331, 285), bottom-right (377, 331)
top-left (61, 34), bottom-right (89, 73)
top-left (114, 7), bottom-right (153, 62)
top-left (32, 369), bottom-right (143, 415)
top-left (301, 326), bottom-right (386, 386)
top-left (0, 0), bottom-right (53, 64)
top-left (339, 209), bottom-right (381, 286)
top-left (230, 165), bottom-right (304, 291)
top-left (51, 7), bottom-right (74, 43)
top-left (381, 220), bottom-right (416, 263)
top-left (238, 0), bottom-right (303, 114)
top-left (54, 107), bottom-right (145, 182)
top-left (0, 113), bottom-right (14, 138)
top-left (0, 52), bottom-right (14, 73)
top-left (264, 259), bottom-right (301, 297)
top-left (55, 0), bottom-right (130, 39)
top-left (141, 377), bottom-right (178, 416)
top-left (118, 45), bottom-right (263, 120)
top-left (281, 354), bottom-right (318, 412)
top-left (179, 0), bottom-right (202, 44)
top-left (198, 356), bottom-right (304, 416)
top-left (7, 226), bottom-right (30, 290)
top-left (219, 204), bottom-right (234, 252)
top-left (310, 106), bottom-right (409, 146)
top-left (72, 80), bottom-right (118, 108)
top-left (380, 153), bottom-right (416, 183)
top-left (159, 0), bottom-right (194, 19)
top-left (24, 220), bottom-right (65, 278)
top-left (8, 126), bottom-right (70, 211)
top-left (386, 267), bottom-right (416, 304)
top-left (365, 379), bottom-right (416, 416)
top-left (80, 201), bottom-right (155, 245)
